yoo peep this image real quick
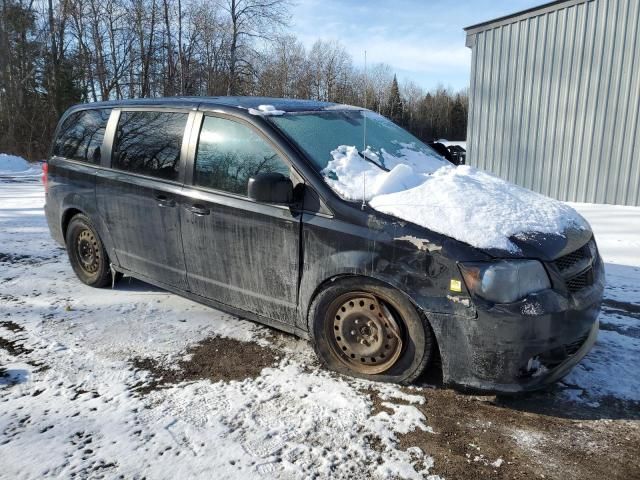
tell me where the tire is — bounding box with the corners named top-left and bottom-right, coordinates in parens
top-left (65, 213), bottom-right (113, 288)
top-left (309, 277), bottom-right (435, 384)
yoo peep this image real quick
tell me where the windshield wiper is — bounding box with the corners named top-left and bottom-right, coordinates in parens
top-left (358, 151), bottom-right (389, 172)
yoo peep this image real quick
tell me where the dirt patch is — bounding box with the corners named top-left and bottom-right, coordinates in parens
top-left (388, 388), bottom-right (640, 480)
top-left (131, 336), bottom-right (278, 395)
top-left (365, 387), bottom-right (396, 416)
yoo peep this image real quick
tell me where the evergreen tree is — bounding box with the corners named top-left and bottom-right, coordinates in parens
top-left (386, 75), bottom-right (403, 125)
top-left (449, 95), bottom-right (467, 140)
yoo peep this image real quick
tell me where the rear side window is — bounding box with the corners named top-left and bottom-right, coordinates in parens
top-left (194, 116), bottom-right (290, 195)
top-left (112, 111), bottom-right (188, 181)
top-left (53, 109), bottom-right (111, 163)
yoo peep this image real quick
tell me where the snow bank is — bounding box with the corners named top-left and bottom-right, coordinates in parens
top-left (0, 153), bottom-right (41, 179)
top-left (0, 153), bottom-right (31, 173)
top-left (323, 145), bottom-right (589, 252)
top-left (570, 203), bottom-right (640, 267)
top-left (248, 104), bottom-right (286, 116)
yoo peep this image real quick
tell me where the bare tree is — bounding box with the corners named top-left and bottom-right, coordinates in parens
top-left (255, 34), bottom-right (307, 98)
top-left (0, 0), bottom-right (468, 161)
top-left (222, 0), bottom-right (289, 95)
top-left (307, 39), bottom-right (352, 102)
top-left (189, 3), bottom-right (229, 95)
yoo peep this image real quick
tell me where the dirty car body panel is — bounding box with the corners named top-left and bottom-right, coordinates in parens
top-left (44, 96), bottom-right (604, 393)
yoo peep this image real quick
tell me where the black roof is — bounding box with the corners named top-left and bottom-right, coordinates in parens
top-left (71, 96), bottom-right (356, 113)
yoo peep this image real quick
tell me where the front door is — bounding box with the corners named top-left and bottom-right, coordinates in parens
top-left (96, 109), bottom-right (191, 289)
top-left (180, 114), bottom-right (301, 323)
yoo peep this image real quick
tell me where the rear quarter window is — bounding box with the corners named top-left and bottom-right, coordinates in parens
top-left (112, 111), bottom-right (188, 181)
top-left (53, 109), bottom-right (112, 163)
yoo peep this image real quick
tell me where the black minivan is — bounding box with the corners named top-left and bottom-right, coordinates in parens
top-left (44, 97), bottom-right (604, 392)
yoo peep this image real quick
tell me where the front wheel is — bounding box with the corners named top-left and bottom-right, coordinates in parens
top-left (309, 277), bottom-right (435, 384)
top-left (65, 213), bottom-right (113, 288)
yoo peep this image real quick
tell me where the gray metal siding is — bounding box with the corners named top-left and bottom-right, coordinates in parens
top-left (466, 0), bottom-right (640, 205)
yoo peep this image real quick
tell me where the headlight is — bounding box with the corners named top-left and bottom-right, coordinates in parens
top-left (459, 260), bottom-right (550, 304)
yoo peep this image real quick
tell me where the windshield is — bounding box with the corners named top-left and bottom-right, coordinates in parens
top-left (269, 110), bottom-right (588, 254)
top-left (270, 110), bottom-right (444, 172)
top-left (270, 110), bottom-right (448, 201)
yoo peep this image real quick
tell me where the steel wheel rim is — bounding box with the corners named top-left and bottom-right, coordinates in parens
top-left (76, 229), bottom-right (100, 274)
top-left (327, 292), bottom-right (403, 374)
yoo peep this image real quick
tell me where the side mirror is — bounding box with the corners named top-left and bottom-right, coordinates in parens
top-left (248, 172), bottom-right (294, 204)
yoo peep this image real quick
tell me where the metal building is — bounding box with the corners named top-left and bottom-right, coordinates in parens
top-left (464, 0), bottom-right (640, 206)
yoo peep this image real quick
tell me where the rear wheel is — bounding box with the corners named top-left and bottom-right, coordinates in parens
top-left (65, 214), bottom-right (113, 288)
top-left (309, 277), bottom-right (435, 384)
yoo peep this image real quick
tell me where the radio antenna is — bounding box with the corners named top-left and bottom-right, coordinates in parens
top-left (363, 50), bottom-right (367, 153)
top-left (361, 50), bottom-right (367, 211)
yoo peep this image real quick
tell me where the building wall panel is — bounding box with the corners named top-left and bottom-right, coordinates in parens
top-left (466, 0), bottom-right (640, 205)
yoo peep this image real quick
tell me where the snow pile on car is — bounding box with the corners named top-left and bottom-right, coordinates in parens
top-left (322, 145), bottom-right (589, 252)
top-left (248, 104), bottom-right (286, 116)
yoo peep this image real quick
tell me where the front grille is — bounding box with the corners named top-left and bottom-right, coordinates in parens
top-left (566, 268), bottom-right (595, 293)
top-left (553, 240), bottom-right (596, 294)
top-left (554, 242), bottom-right (591, 272)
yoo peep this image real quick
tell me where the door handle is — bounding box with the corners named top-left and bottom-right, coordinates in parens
top-left (186, 204), bottom-right (210, 216)
top-left (154, 194), bottom-right (176, 207)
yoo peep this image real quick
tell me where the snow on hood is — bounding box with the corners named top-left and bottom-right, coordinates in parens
top-left (248, 104), bottom-right (286, 116)
top-left (322, 145), bottom-right (589, 252)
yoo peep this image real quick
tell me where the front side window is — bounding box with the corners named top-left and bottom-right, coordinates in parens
top-left (194, 116), bottom-right (290, 196)
top-left (112, 111), bottom-right (188, 181)
top-left (53, 109), bottom-right (111, 163)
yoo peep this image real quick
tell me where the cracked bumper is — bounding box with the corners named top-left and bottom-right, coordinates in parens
top-left (424, 269), bottom-right (604, 394)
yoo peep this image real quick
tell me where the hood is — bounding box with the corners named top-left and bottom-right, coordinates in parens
top-left (323, 145), bottom-right (591, 255)
top-left (479, 226), bottom-right (593, 261)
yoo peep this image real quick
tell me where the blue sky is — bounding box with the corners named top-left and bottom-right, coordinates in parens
top-left (290, 0), bottom-right (544, 91)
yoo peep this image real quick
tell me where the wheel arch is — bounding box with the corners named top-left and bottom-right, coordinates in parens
top-left (59, 201), bottom-right (119, 267)
top-left (305, 273), bottom-right (442, 365)
top-left (306, 273), bottom-right (442, 384)
top-left (306, 274), bottom-right (418, 328)
top-left (61, 207), bottom-right (85, 240)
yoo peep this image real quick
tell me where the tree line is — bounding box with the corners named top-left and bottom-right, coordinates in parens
top-left (0, 0), bottom-right (468, 160)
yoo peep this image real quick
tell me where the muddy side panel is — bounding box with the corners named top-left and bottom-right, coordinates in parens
top-left (297, 210), bottom-right (483, 332)
top-left (95, 170), bottom-right (188, 290)
top-left (180, 186), bottom-right (301, 325)
top-left (45, 158), bottom-right (105, 248)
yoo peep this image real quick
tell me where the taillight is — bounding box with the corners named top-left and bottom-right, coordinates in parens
top-left (42, 162), bottom-right (48, 193)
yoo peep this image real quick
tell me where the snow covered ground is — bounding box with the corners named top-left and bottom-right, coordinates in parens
top-left (1, 158), bottom-right (639, 479)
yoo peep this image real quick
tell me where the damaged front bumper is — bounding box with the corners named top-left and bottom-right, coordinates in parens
top-left (424, 258), bottom-right (604, 394)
